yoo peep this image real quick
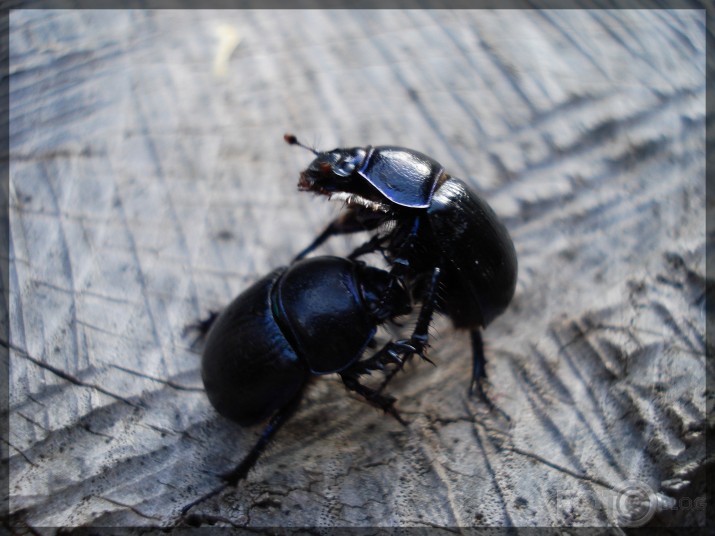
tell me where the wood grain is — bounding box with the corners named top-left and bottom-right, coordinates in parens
top-left (7, 9), bottom-right (707, 528)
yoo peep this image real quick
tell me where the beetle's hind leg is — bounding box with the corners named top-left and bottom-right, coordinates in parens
top-left (468, 330), bottom-right (509, 419)
top-left (220, 387), bottom-right (305, 486)
top-left (178, 387), bottom-right (305, 519)
top-left (468, 329), bottom-right (488, 400)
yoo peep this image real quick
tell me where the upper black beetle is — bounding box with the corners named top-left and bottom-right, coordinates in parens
top-left (192, 255), bottom-right (410, 498)
top-left (285, 134), bottom-right (518, 398)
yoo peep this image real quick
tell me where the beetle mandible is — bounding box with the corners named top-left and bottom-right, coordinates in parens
top-left (285, 134), bottom-right (518, 399)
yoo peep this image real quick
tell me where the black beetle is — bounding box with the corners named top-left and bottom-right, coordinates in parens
top-left (193, 255), bottom-right (411, 492)
top-left (285, 134), bottom-right (518, 398)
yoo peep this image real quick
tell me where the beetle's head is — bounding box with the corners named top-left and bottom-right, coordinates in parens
top-left (358, 264), bottom-right (412, 321)
top-left (299, 148), bottom-right (367, 192)
top-left (285, 134), bottom-right (391, 212)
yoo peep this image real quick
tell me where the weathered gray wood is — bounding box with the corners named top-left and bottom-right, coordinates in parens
top-left (7, 9), bottom-right (707, 529)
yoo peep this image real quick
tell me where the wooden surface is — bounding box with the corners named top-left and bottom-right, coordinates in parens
top-left (7, 9), bottom-right (708, 529)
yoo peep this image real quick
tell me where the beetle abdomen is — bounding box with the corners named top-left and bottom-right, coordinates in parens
top-left (201, 268), bottom-right (309, 426)
top-left (427, 177), bottom-right (518, 328)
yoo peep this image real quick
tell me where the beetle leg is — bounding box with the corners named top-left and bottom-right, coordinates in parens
top-left (347, 234), bottom-right (386, 260)
top-left (375, 266), bottom-right (441, 392)
top-left (348, 334), bottom-right (420, 378)
top-left (467, 329), bottom-right (504, 415)
top-left (293, 208), bottom-right (384, 261)
top-left (340, 372), bottom-right (407, 425)
top-left (392, 264), bottom-right (441, 360)
top-left (409, 265), bottom-right (441, 350)
top-left (369, 216), bottom-right (422, 318)
top-left (183, 310), bottom-right (220, 348)
top-left (467, 330), bottom-right (510, 419)
top-left (179, 386), bottom-right (307, 519)
top-left (468, 329), bottom-right (487, 398)
top-left (221, 387), bottom-right (305, 486)
top-left (349, 345), bottom-right (398, 374)
top-left (353, 265), bottom-right (442, 383)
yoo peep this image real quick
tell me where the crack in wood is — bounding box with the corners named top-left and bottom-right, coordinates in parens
top-left (5, 340), bottom-right (141, 408)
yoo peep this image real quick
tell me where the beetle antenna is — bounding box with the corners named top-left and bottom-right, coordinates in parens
top-left (284, 133), bottom-right (319, 155)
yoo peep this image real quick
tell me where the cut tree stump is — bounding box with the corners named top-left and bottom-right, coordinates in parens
top-left (6, 8), bottom-right (708, 529)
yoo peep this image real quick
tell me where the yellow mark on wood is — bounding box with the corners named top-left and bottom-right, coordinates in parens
top-left (213, 24), bottom-right (241, 79)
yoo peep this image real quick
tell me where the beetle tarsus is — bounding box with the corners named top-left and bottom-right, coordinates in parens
top-left (468, 329), bottom-right (492, 407)
top-left (468, 329), bottom-right (488, 398)
top-left (467, 329), bottom-right (509, 419)
top-left (183, 310), bottom-right (220, 347)
top-left (340, 373), bottom-right (407, 425)
top-left (348, 342), bottom-right (407, 375)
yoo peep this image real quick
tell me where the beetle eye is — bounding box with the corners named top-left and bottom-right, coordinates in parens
top-left (333, 157), bottom-right (357, 177)
top-left (319, 162), bottom-right (332, 174)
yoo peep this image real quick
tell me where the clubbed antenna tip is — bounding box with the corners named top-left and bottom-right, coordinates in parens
top-left (284, 133), bottom-right (318, 155)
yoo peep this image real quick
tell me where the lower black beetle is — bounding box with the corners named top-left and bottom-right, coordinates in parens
top-left (193, 255), bottom-right (411, 491)
top-left (285, 134), bottom-right (518, 398)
